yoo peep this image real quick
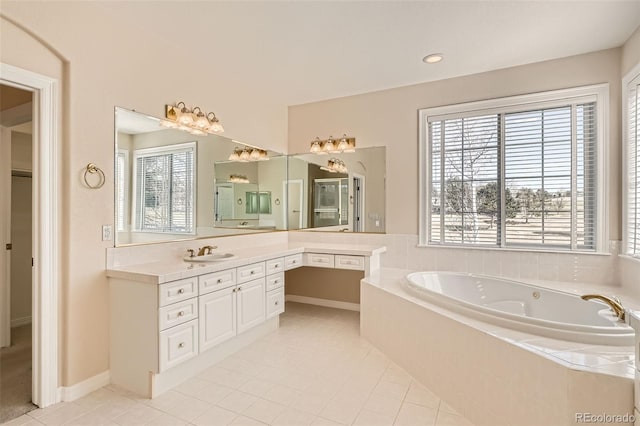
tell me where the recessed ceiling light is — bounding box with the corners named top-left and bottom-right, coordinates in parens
top-left (423, 53), bottom-right (443, 64)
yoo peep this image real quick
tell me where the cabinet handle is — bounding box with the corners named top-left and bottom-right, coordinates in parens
top-left (178, 288), bottom-right (185, 294)
top-left (178, 311), bottom-right (184, 317)
top-left (178, 342), bottom-right (184, 348)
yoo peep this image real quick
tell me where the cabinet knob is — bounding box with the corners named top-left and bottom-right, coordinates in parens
top-left (178, 342), bottom-right (184, 348)
top-left (250, 270), bottom-right (255, 275)
top-left (217, 279), bottom-right (222, 284)
top-left (178, 311), bottom-right (184, 317)
top-left (238, 286), bottom-right (242, 291)
top-left (274, 280), bottom-right (280, 284)
top-left (178, 288), bottom-right (185, 294)
top-left (275, 301), bottom-right (279, 305)
top-left (292, 260), bottom-right (296, 264)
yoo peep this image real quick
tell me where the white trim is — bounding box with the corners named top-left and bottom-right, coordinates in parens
top-left (58, 371), bottom-right (110, 402)
top-left (1, 62), bottom-right (60, 408)
top-left (0, 126), bottom-right (11, 349)
top-left (285, 294), bottom-right (360, 311)
top-left (622, 62), bottom-right (640, 258)
top-left (419, 84), bottom-right (609, 253)
top-left (11, 316), bottom-right (32, 328)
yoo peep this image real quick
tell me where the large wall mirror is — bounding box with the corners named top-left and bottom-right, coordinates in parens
top-left (114, 107), bottom-right (287, 246)
top-left (287, 147), bottom-right (386, 233)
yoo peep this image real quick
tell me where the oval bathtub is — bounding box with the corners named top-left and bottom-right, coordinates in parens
top-left (405, 271), bottom-right (633, 345)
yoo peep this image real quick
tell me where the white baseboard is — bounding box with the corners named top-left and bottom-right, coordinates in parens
top-left (58, 370), bottom-right (110, 402)
top-left (285, 295), bottom-right (360, 312)
top-left (11, 316), bottom-right (32, 328)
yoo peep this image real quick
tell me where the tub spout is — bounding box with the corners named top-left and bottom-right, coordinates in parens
top-left (581, 294), bottom-right (625, 321)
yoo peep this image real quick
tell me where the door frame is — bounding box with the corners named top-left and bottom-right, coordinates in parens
top-left (0, 126), bottom-right (11, 348)
top-left (284, 179), bottom-right (304, 229)
top-left (1, 63), bottom-right (60, 408)
top-left (352, 173), bottom-right (365, 232)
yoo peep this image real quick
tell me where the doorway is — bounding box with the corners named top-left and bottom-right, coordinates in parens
top-left (0, 84), bottom-right (36, 422)
top-left (286, 179), bottom-right (304, 230)
top-left (352, 174), bottom-right (365, 232)
top-left (1, 63), bottom-right (60, 411)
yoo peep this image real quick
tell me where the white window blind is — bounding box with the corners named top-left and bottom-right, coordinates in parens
top-left (426, 100), bottom-right (598, 251)
top-left (625, 72), bottom-right (640, 257)
top-left (133, 143), bottom-right (195, 234)
top-left (115, 150), bottom-right (128, 232)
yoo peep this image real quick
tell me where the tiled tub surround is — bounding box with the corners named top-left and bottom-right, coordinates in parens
top-left (106, 238), bottom-right (385, 399)
top-left (361, 269), bottom-right (635, 426)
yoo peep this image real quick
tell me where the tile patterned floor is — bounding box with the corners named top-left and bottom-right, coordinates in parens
top-left (1, 303), bottom-right (474, 426)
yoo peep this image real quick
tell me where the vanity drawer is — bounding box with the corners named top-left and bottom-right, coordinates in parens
top-left (266, 257), bottom-right (285, 275)
top-left (304, 253), bottom-right (335, 268)
top-left (335, 255), bottom-right (365, 271)
top-left (237, 262), bottom-right (266, 283)
top-left (266, 272), bottom-right (284, 291)
top-left (159, 297), bottom-right (198, 331)
top-left (159, 319), bottom-right (198, 372)
top-left (284, 253), bottom-right (303, 270)
top-left (266, 288), bottom-right (285, 319)
top-left (199, 268), bottom-right (236, 295)
top-left (159, 277), bottom-right (198, 307)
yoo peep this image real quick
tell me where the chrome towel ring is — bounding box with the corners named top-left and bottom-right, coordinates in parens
top-left (83, 163), bottom-right (105, 189)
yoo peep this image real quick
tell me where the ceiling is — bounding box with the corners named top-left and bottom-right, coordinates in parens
top-left (97, 1), bottom-right (640, 107)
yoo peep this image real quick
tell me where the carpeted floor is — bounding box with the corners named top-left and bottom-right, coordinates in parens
top-left (0, 324), bottom-right (35, 424)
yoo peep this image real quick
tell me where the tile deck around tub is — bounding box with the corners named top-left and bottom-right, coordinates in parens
top-left (1, 303), bottom-right (473, 426)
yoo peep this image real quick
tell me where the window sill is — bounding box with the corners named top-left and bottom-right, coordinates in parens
top-left (415, 243), bottom-right (611, 256)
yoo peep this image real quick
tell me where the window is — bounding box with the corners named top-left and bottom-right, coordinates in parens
top-left (132, 142), bottom-right (196, 234)
top-left (419, 85), bottom-right (608, 252)
top-left (624, 67), bottom-right (640, 257)
top-left (115, 149), bottom-right (128, 232)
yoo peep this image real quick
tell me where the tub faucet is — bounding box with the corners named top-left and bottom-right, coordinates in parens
top-left (581, 294), bottom-right (626, 321)
top-left (197, 245), bottom-right (217, 256)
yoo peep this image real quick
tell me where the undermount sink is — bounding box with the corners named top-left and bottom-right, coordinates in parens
top-left (183, 253), bottom-right (236, 262)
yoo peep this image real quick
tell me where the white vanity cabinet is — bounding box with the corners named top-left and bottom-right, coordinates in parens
top-left (199, 266), bottom-right (267, 352)
top-left (265, 257), bottom-right (285, 319)
top-left (107, 243), bottom-right (384, 399)
top-left (237, 277), bottom-right (266, 333)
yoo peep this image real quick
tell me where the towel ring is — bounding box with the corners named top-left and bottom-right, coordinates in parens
top-left (83, 163), bottom-right (105, 189)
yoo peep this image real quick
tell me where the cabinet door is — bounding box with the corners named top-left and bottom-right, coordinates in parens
top-left (236, 278), bottom-right (266, 334)
top-left (266, 288), bottom-right (285, 319)
top-left (199, 286), bottom-right (236, 352)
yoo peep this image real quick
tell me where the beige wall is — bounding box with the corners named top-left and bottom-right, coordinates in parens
top-left (285, 268), bottom-right (364, 304)
top-left (10, 130), bottom-right (33, 325)
top-left (622, 26), bottom-right (640, 76)
top-left (289, 48), bottom-right (623, 238)
top-left (10, 175), bottom-right (32, 325)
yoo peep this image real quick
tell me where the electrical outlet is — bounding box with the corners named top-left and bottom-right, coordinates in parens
top-left (102, 225), bottom-right (112, 241)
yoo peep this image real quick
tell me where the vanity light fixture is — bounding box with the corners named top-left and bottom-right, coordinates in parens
top-left (228, 147), bottom-right (269, 162)
top-left (309, 135), bottom-right (356, 154)
top-left (229, 174), bottom-right (250, 184)
top-left (320, 158), bottom-right (348, 174)
top-left (163, 102), bottom-right (225, 135)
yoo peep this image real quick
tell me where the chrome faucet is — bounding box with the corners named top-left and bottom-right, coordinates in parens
top-left (197, 245), bottom-right (217, 256)
top-left (581, 294), bottom-right (626, 321)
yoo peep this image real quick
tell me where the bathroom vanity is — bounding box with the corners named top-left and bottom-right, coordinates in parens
top-left (106, 242), bottom-right (384, 398)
